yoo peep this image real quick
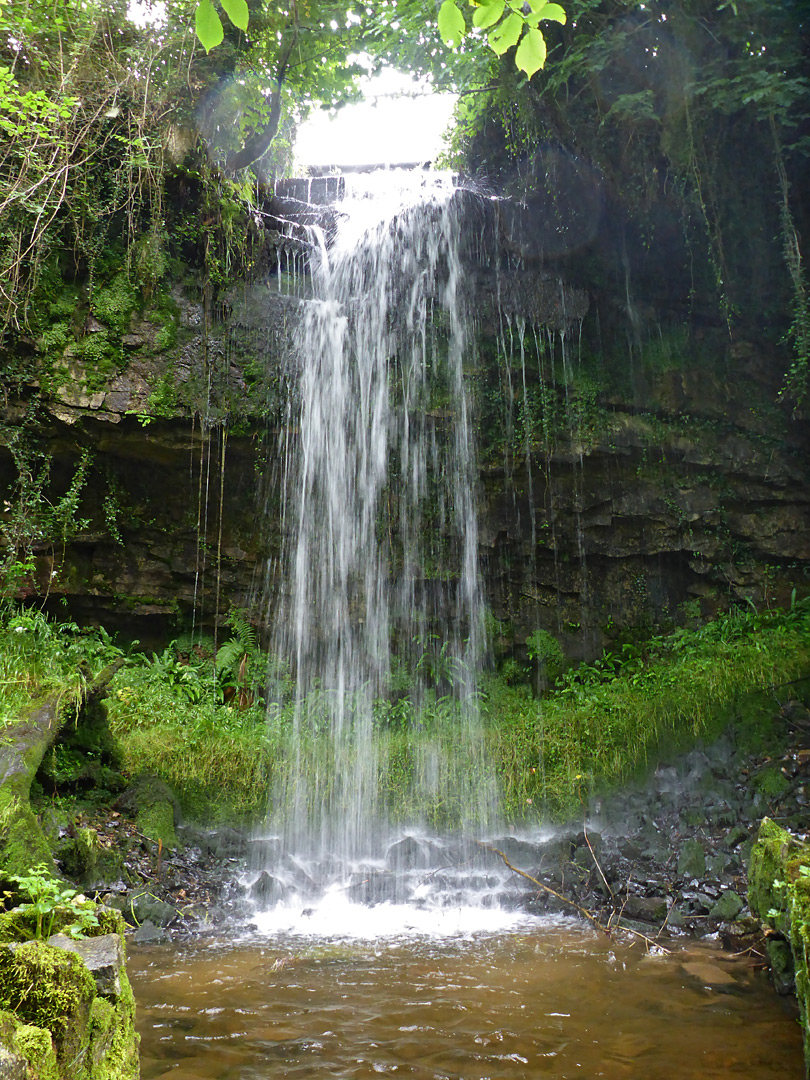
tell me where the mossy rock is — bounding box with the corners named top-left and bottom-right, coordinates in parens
top-left (0, 1010), bottom-right (59, 1080)
top-left (753, 766), bottom-right (791, 800)
top-left (0, 911), bottom-right (138, 1080)
top-left (0, 792), bottom-right (56, 884)
top-left (57, 827), bottom-right (128, 890)
top-left (748, 816), bottom-right (806, 934)
top-left (709, 889), bottom-right (744, 922)
top-left (117, 773), bottom-right (179, 851)
top-left (677, 838), bottom-right (706, 879)
top-left (748, 817), bottom-right (810, 1075)
top-left (0, 940), bottom-right (95, 1067)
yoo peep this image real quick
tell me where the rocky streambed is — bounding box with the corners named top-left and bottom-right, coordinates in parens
top-left (57, 700), bottom-right (810, 960)
top-left (5, 690), bottom-right (810, 1076)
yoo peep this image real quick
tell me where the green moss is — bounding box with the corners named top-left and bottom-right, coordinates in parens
top-left (39, 321), bottom-right (73, 354)
top-left (749, 818), bottom-right (810, 1074)
top-left (67, 333), bottom-right (124, 389)
top-left (0, 1010), bottom-right (59, 1080)
top-left (0, 908), bottom-right (37, 943)
top-left (91, 273), bottom-right (138, 335)
top-left (0, 785), bottom-right (56, 881)
top-left (0, 905), bottom-right (137, 1080)
top-left (136, 798), bottom-right (177, 851)
top-left (144, 372), bottom-right (178, 417)
top-left (754, 766), bottom-right (792, 800)
top-left (59, 826), bottom-right (127, 888)
top-left (0, 941), bottom-right (95, 1063)
top-left (86, 965), bottom-right (139, 1080)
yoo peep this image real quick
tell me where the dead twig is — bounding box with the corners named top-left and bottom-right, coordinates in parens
top-left (583, 823), bottom-right (615, 904)
top-left (477, 842), bottom-right (612, 937)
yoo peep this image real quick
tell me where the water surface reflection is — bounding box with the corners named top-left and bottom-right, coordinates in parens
top-left (130, 922), bottom-right (802, 1079)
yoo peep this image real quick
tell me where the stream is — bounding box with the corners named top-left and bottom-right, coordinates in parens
top-left (130, 915), bottom-right (802, 1079)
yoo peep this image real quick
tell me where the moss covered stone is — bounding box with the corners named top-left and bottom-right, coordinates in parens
top-left (136, 799), bottom-right (177, 851)
top-left (0, 940), bottom-right (95, 1065)
top-left (749, 817), bottom-right (810, 1074)
top-left (0, 1010), bottom-right (59, 1080)
top-left (59, 826), bottom-right (127, 889)
top-left (118, 773), bottom-right (179, 851)
top-left (0, 910), bottom-right (138, 1079)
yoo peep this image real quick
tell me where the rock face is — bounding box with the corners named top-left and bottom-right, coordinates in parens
top-left (0, 186), bottom-right (807, 652)
top-left (46, 933), bottom-right (124, 999)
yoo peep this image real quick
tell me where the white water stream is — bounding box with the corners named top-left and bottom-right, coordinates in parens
top-left (258, 171), bottom-right (497, 908)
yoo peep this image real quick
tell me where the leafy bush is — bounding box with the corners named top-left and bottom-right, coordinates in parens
top-left (3, 600), bottom-right (809, 829)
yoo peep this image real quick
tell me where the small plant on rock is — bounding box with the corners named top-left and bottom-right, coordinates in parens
top-left (6, 863), bottom-right (99, 940)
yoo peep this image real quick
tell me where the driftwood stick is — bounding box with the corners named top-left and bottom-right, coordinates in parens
top-left (481, 842), bottom-right (671, 952)
top-left (583, 823), bottom-right (615, 904)
top-left (477, 842), bottom-right (612, 936)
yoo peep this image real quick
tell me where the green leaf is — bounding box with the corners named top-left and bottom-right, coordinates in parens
top-left (438, 0), bottom-right (466, 47)
top-left (488, 11), bottom-right (522, 54)
top-left (539, 3), bottom-right (566, 24)
top-left (472, 0), bottom-right (505, 30)
top-left (221, 0), bottom-right (249, 32)
top-left (515, 26), bottom-right (547, 75)
top-left (195, 0), bottom-right (224, 53)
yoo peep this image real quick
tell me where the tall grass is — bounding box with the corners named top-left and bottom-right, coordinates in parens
top-left (2, 602), bottom-right (808, 828)
top-left (0, 610), bottom-right (121, 726)
top-left (488, 602), bottom-right (810, 821)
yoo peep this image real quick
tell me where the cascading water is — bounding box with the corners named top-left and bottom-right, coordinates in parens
top-left (250, 172), bottom-right (512, 928)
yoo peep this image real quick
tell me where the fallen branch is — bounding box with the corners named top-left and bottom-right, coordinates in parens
top-left (583, 823), bottom-right (615, 904)
top-left (478, 842), bottom-right (612, 937)
top-left (482, 842), bottom-right (672, 953)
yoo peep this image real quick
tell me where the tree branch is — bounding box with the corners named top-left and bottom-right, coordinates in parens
top-left (477, 842), bottom-right (612, 936)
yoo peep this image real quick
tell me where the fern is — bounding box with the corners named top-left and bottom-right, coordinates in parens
top-left (216, 608), bottom-right (260, 681)
top-left (215, 637), bottom-right (246, 678)
top-left (226, 607), bottom-right (257, 654)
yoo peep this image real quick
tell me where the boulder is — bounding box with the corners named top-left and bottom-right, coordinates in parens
top-left (47, 933), bottom-right (124, 998)
top-left (677, 839), bottom-right (706, 879)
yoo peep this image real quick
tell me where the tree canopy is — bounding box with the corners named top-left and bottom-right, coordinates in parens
top-left (0, 0), bottom-right (807, 404)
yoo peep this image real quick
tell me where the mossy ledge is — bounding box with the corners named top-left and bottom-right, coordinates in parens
top-left (0, 660), bottom-right (124, 881)
top-left (748, 817), bottom-right (810, 1074)
top-left (0, 661), bottom-right (139, 1078)
top-left (0, 909), bottom-right (139, 1079)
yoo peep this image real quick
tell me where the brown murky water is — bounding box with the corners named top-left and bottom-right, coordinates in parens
top-left (130, 923), bottom-right (803, 1079)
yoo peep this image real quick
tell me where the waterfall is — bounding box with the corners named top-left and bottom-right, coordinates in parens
top-left (261, 172), bottom-right (497, 888)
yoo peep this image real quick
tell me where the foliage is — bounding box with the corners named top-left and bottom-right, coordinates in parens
top-left (4, 863), bottom-right (99, 940)
top-left (438, 0), bottom-right (566, 78)
top-left (195, 0), bottom-right (249, 54)
top-left (0, 433), bottom-right (92, 604)
top-left (108, 660), bottom-right (269, 819)
top-left (0, 608), bottom-right (122, 726)
top-left (1, 591), bottom-right (808, 827)
top-left (215, 606), bottom-right (266, 706)
top-left (103, 598), bottom-right (810, 825)
top-left (489, 599), bottom-right (810, 819)
top-left (526, 628), bottom-right (563, 669)
top-left (449, 0), bottom-right (810, 402)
